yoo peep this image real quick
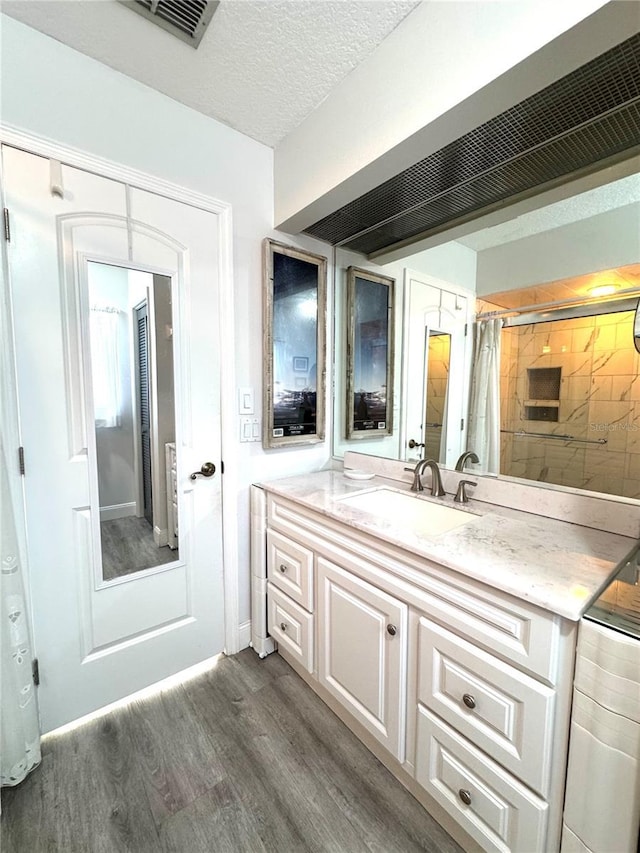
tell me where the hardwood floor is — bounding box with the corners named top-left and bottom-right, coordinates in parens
top-left (1, 650), bottom-right (463, 853)
top-left (101, 516), bottom-right (177, 581)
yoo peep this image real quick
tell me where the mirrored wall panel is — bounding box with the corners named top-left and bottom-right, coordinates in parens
top-left (346, 266), bottom-right (395, 439)
top-left (87, 262), bottom-right (179, 581)
top-left (263, 240), bottom-right (327, 448)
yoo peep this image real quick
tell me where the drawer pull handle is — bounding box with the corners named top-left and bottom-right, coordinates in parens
top-left (280, 622), bottom-right (287, 632)
top-left (458, 789), bottom-right (472, 806)
top-left (462, 693), bottom-right (476, 709)
top-left (279, 564), bottom-right (287, 573)
top-left (387, 624), bottom-right (397, 636)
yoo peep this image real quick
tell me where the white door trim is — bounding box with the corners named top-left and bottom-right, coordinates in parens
top-left (0, 123), bottom-right (241, 656)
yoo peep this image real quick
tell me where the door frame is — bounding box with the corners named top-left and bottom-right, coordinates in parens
top-left (0, 124), bottom-right (241, 657)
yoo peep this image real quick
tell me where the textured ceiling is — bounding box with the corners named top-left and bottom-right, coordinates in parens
top-left (1, 0), bottom-right (419, 147)
top-left (458, 173), bottom-right (640, 252)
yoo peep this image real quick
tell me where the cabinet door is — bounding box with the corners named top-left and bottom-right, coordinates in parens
top-left (317, 557), bottom-right (408, 761)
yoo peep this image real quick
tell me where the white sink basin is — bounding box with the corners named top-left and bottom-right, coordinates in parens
top-left (337, 488), bottom-right (478, 536)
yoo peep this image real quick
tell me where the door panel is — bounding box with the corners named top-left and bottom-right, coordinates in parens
top-left (3, 145), bottom-right (225, 731)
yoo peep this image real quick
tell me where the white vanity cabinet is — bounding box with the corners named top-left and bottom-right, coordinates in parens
top-left (261, 492), bottom-right (575, 853)
top-left (317, 557), bottom-right (408, 761)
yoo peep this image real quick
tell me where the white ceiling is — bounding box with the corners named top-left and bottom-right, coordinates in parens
top-left (2, 0), bottom-right (419, 148)
top-left (457, 173), bottom-right (640, 253)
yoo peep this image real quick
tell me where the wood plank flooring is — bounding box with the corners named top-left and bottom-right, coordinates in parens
top-left (1, 649), bottom-right (463, 853)
top-left (100, 516), bottom-right (177, 581)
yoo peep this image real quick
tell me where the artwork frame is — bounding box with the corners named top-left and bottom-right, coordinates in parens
top-left (262, 239), bottom-right (327, 448)
top-left (346, 266), bottom-right (395, 439)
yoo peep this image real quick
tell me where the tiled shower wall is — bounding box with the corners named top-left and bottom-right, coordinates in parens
top-left (500, 310), bottom-right (640, 499)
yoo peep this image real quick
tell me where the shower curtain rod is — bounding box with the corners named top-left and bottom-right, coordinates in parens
top-left (476, 286), bottom-right (640, 322)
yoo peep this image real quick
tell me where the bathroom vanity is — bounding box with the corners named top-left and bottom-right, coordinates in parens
top-left (250, 465), bottom-right (638, 853)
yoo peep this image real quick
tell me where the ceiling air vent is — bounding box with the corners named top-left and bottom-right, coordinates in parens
top-left (119, 0), bottom-right (218, 48)
top-left (304, 32), bottom-right (640, 257)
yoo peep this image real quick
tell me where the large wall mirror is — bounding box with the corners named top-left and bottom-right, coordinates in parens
top-left (263, 240), bottom-right (327, 448)
top-left (87, 261), bottom-right (180, 581)
top-left (332, 160), bottom-right (640, 503)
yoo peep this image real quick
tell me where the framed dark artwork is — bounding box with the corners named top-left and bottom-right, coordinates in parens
top-left (263, 240), bottom-right (327, 448)
top-left (346, 266), bottom-right (395, 439)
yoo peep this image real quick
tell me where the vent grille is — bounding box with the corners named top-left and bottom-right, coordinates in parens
top-left (304, 33), bottom-right (640, 255)
top-left (119, 0), bottom-right (218, 48)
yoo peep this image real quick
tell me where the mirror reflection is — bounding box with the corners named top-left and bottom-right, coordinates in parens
top-left (483, 271), bottom-right (640, 499)
top-left (333, 165), bottom-right (640, 503)
top-left (87, 262), bottom-right (179, 581)
top-left (424, 332), bottom-right (450, 463)
top-left (346, 267), bottom-right (394, 438)
top-left (634, 298), bottom-right (640, 354)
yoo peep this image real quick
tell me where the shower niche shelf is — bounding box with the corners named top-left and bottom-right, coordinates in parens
top-left (525, 367), bottom-right (561, 422)
top-left (524, 401), bottom-right (560, 422)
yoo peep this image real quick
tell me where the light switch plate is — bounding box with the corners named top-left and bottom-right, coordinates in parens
top-left (240, 416), bottom-right (260, 442)
top-left (238, 386), bottom-right (254, 415)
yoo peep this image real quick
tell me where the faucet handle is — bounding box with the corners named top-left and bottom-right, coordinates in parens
top-left (454, 480), bottom-right (477, 504)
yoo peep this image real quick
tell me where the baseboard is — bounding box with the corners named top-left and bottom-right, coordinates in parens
top-left (153, 525), bottom-right (168, 547)
top-left (99, 502), bottom-right (136, 522)
top-left (238, 620), bottom-right (251, 651)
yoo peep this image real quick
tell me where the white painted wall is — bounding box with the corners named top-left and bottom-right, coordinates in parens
top-left (275, 0), bottom-right (630, 232)
top-left (402, 242), bottom-right (477, 294)
top-left (0, 15), bottom-right (333, 632)
top-left (476, 204), bottom-right (640, 295)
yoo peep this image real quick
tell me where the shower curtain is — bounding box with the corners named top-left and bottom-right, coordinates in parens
top-left (467, 318), bottom-right (503, 474)
top-left (1, 438), bottom-right (41, 786)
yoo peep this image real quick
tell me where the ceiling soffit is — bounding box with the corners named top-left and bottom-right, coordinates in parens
top-left (303, 33), bottom-right (640, 257)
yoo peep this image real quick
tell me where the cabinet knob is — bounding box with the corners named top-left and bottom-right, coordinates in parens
top-left (387, 624), bottom-right (397, 636)
top-left (458, 789), bottom-right (472, 806)
top-left (280, 622), bottom-right (287, 632)
top-left (279, 564), bottom-right (287, 573)
top-left (462, 693), bottom-right (476, 709)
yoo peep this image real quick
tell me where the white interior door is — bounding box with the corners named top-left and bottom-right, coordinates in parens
top-left (3, 145), bottom-right (226, 732)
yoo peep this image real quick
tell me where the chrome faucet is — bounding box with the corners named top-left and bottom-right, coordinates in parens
top-left (455, 451), bottom-right (480, 472)
top-left (404, 458), bottom-right (446, 496)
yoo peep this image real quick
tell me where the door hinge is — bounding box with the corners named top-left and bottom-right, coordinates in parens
top-left (32, 659), bottom-right (40, 686)
top-left (460, 418), bottom-right (465, 431)
top-left (3, 208), bottom-right (10, 242)
top-left (464, 323), bottom-right (468, 337)
top-left (18, 446), bottom-right (25, 476)
top-left (220, 460), bottom-right (225, 475)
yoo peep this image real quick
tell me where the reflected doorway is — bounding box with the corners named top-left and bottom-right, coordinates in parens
top-left (88, 262), bottom-right (178, 580)
top-left (424, 331), bottom-right (451, 463)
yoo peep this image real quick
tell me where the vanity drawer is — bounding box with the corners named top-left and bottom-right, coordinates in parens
top-left (267, 529), bottom-right (314, 610)
top-left (417, 617), bottom-right (555, 796)
top-left (415, 706), bottom-right (548, 853)
top-left (414, 572), bottom-right (561, 684)
top-left (267, 583), bottom-right (313, 673)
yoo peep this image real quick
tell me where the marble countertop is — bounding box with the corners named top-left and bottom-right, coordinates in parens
top-left (258, 470), bottom-right (638, 621)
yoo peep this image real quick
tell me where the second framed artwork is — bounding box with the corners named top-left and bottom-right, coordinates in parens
top-left (345, 266), bottom-right (395, 439)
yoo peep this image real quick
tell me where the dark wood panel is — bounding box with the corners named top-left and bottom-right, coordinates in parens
top-left (2, 650), bottom-right (463, 853)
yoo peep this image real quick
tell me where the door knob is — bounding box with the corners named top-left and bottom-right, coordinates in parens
top-left (408, 439), bottom-right (425, 449)
top-left (190, 462), bottom-right (216, 480)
